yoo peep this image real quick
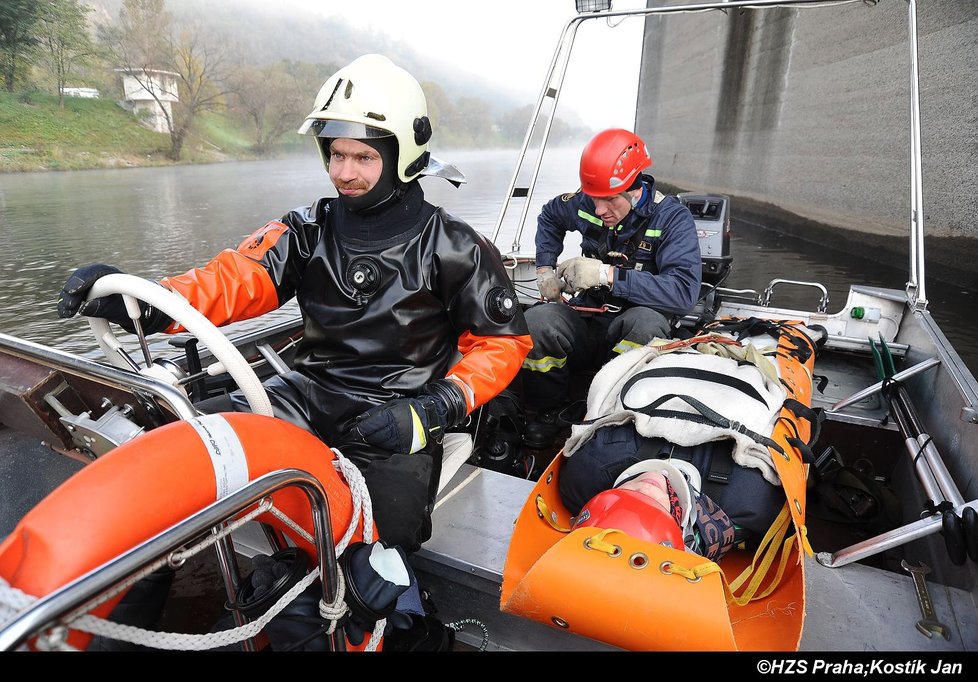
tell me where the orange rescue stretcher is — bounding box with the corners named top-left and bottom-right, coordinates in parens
top-left (501, 318), bottom-right (818, 651)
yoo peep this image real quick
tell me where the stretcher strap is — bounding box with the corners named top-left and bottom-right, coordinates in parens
top-left (626, 392), bottom-right (786, 457)
top-left (536, 495), bottom-right (574, 533)
top-left (583, 528), bottom-right (625, 555)
top-left (622, 367), bottom-right (770, 407)
top-left (662, 503), bottom-right (800, 606)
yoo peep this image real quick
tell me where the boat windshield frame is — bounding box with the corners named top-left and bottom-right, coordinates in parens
top-left (492, 0), bottom-right (928, 309)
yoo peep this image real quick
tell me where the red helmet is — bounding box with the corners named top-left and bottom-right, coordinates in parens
top-left (579, 128), bottom-right (652, 197)
top-left (573, 488), bottom-right (683, 549)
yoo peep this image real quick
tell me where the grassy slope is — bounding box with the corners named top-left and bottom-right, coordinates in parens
top-left (0, 91), bottom-right (256, 172)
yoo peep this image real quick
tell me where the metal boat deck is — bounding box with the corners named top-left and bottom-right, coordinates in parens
top-left (415, 463), bottom-right (978, 652)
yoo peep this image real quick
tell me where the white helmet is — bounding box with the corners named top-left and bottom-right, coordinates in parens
top-left (298, 54), bottom-right (432, 183)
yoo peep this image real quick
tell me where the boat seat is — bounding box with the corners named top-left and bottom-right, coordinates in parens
top-left (439, 432), bottom-right (474, 493)
top-left (437, 350), bottom-right (476, 493)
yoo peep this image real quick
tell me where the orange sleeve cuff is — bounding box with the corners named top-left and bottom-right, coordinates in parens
top-left (445, 332), bottom-right (533, 413)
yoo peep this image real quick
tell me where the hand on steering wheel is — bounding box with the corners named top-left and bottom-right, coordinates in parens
top-left (86, 273), bottom-right (274, 417)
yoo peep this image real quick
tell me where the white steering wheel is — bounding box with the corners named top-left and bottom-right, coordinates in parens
top-left (86, 273), bottom-right (274, 417)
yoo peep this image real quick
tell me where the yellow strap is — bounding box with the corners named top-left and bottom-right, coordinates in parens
top-left (536, 495), bottom-right (574, 533)
top-left (583, 528), bottom-right (624, 555)
top-left (799, 523), bottom-right (813, 557)
top-left (663, 503), bottom-right (798, 606)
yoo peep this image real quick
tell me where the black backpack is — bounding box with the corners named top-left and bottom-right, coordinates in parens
top-left (559, 423), bottom-right (787, 548)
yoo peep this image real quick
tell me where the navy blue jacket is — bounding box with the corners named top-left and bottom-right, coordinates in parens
top-left (534, 175), bottom-right (702, 316)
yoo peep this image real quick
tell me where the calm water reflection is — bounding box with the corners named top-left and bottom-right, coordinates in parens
top-left (1, 150), bottom-right (975, 375)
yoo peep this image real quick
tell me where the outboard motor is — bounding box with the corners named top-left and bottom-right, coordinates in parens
top-left (678, 193), bottom-right (732, 330)
top-left (679, 193), bottom-right (731, 286)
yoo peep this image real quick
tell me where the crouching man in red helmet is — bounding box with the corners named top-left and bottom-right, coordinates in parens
top-left (519, 128), bottom-right (701, 449)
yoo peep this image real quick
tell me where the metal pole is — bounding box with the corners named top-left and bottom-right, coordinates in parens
top-left (0, 332), bottom-right (198, 421)
top-left (816, 500), bottom-right (978, 569)
top-left (889, 399), bottom-right (944, 505)
top-left (827, 356), bottom-right (939, 412)
top-left (893, 388), bottom-right (965, 507)
top-left (906, 0), bottom-right (927, 307)
top-left (213, 531), bottom-right (257, 652)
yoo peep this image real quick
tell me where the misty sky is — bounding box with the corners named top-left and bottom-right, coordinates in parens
top-left (295, 0), bottom-right (648, 130)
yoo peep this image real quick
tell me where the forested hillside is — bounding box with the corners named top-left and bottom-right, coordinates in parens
top-left (1, 0), bottom-right (589, 171)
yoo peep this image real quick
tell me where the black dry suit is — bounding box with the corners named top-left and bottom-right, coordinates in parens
top-left (161, 180), bottom-right (531, 551)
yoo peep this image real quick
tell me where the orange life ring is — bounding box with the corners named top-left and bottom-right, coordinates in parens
top-left (0, 412), bottom-right (371, 651)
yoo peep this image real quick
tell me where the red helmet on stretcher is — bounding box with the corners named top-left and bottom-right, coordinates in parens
top-left (579, 128), bottom-right (652, 198)
top-left (574, 487), bottom-right (684, 549)
top-left (572, 458), bottom-right (701, 550)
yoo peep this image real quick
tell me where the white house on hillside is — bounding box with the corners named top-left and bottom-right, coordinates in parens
top-left (115, 69), bottom-right (179, 134)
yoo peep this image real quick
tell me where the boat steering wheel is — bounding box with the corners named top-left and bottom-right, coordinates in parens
top-left (85, 273), bottom-right (274, 417)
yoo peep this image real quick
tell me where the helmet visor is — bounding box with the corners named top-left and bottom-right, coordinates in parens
top-left (298, 118), bottom-right (392, 140)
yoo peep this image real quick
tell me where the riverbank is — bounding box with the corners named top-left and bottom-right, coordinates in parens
top-left (0, 90), bottom-right (260, 173)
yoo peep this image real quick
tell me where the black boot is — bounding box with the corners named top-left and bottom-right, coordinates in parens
top-left (381, 589), bottom-right (456, 652)
top-left (522, 409), bottom-right (561, 450)
top-left (523, 401), bottom-right (586, 450)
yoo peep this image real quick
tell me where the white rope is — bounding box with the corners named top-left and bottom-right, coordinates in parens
top-left (324, 448), bottom-right (385, 651)
top-left (36, 626), bottom-right (76, 651)
top-left (331, 448), bottom-right (375, 547)
top-left (72, 568), bottom-right (323, 650)
top-left (0, 578), bottom-right (42, 650)
top-left (0, 579), bottom-right (36, 616)
top-left (65, 499), bottom-right (274, 622)
top-left (318, 564), bottom-right (347, 631)
top-left (266, 506), bottom-right (315, 546)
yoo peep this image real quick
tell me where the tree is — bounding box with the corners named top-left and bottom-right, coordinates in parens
top-left (109, 0), bottom-right (171, 70)
top-left (166, 21), bottom-right (232, 160)
top-left (498, 105), bottom-right (535, 145)
top-left (0, 0), bottom-right (41, 92)
top-left (100, 0), bottom-right (232, 161)
top-left (454, 96), bottom-right (494, 145)
top-left (37, 0), bottom-right (98, 108)
top-left (420, 81), bottom-right (453, 135)
top-left (230, 60), bottom-right (332, 156)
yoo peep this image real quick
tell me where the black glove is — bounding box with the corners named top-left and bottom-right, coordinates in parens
top-left (57, 263), bottom-right (172, 335)
top-left (340, 541), bottom-right (417, 646)
top-left (354, 379), bottom-right (466, 454)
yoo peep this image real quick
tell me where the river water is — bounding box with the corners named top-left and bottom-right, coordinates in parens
top-left (2, 149), bottom-right (976, 376)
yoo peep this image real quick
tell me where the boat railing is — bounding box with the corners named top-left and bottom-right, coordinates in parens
top-left (0, 331), bottom-right (197, 422)
top-left (760, 279), bottom-right (830, 314)
top-left (0, 468), bottom-right (344, 652)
